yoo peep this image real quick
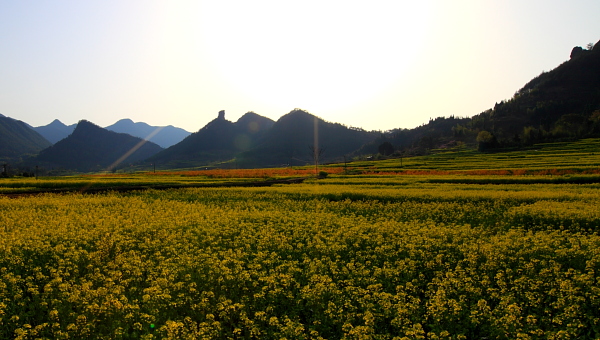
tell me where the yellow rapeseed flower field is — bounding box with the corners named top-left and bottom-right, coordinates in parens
top-left (1, 178), bottom-right (599, 339)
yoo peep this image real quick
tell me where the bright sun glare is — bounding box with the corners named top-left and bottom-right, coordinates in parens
top-left (199, 1), bottom-right (431, 114)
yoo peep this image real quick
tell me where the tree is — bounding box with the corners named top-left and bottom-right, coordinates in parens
top-left (378, 141), bottom-right (394, 156)
top-left (553, 113), bottom-right (589, 138)
top-left (476, 131), bottom-right (496, 151)
top-left (590, 110), bottom-right (600, 134)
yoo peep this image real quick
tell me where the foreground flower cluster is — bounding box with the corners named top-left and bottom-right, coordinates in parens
top-left (1, 180), bottom-right (599, 339)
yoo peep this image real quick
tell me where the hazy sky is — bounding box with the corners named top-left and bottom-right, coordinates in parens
top-left (1, 1), bottom-right (599, 132)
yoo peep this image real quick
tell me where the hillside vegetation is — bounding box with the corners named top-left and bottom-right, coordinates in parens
top-left (0, 115), bottom-right (51, 164)
top-left (373, 40), bottom-right (600, 155)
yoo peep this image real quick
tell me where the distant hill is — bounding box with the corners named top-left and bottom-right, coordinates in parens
top-left (7, 40), bottom-right (599, 169)
top-left (30, 120), bottom-right (163, 172)
top-left (381, 39), bottom-right (600, 154)
top-left (34, 119), bottom-right (190, 147)
top-left (471, 39), bottom-right (600, 142)
top-left (150, 109), bottom-right (377, 168)
top-left (149, 111), bottom-right (275, 168)
top-left (238, 109), bottom-right (378, 167)
top-left (0, 115), bottom-right (51, 162)
top-left (235, 111), bottom-right (276, 135)
top-left (357, 115), bottom-right (473, 156)
top-left (105, 119), bottom-right (191, 148)
top-left (34, 119), bottom-right (76, 144)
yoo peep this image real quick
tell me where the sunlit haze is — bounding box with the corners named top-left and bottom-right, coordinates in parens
top-left (1, 1), bottom-right (599, 132)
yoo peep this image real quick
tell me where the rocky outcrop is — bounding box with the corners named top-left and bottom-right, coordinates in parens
top-left (570, 46), bottom-right (585, 59)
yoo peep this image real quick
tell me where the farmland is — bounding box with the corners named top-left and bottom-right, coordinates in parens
top-left (1, 140), bottom-right (600, 339)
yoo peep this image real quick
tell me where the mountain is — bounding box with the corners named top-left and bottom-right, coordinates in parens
top-left (105, 119), bottom-right (191, 148)
top-left (235, 111), bottom-right (276, 135)
top-left (379, 39), bottom-right (600, 154)
top-left (150, 109), bottom-right (376, 168)
top-left (149, 111), bottom-right (275, 168)
top-left (34, 119), bottom-right (190, 147)
top-left (30, 120), bottom-right (163, 172)
top-left (0, 115), bottom-right (52, 162)
top-left (34, 119), bottom-right (77, 144)
top-left (238, 109), bottom-right (378, 167)
top-left (474, 39), bottom-right (600, 139)
top-left (357, 115), bottom-right (474, 156)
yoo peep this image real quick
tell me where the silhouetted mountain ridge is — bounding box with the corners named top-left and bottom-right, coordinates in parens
top-left (0, 115), bottom-right (51, 162)
top-left (105, 119), bottom-right (191, 148)
top-left (34, 119), bottom-right (76, 144)
top-left (30, 120), bottom-right (163, 172)
top-left (150, 109), bottom-right (377, 168)
top-left (377, 39), bottom-right (600, 154)
top-left (6, 40), bottom-right (600, 170)
top-left (238, 109), bottom-right (377, 167)
top-left (235, 111), bottom-right (276, 134)
top-left (149, 111), bottom-right (275, 167)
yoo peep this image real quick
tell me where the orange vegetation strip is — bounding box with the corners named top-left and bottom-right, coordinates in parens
top-left (84, 167), bottom-right (600, 178)
top-left (361, 168), bottom-right (600, 176)
top-left (84, 174), bottom-right (132, 178)
top-left (143, 167), bottom-right (346, 178)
